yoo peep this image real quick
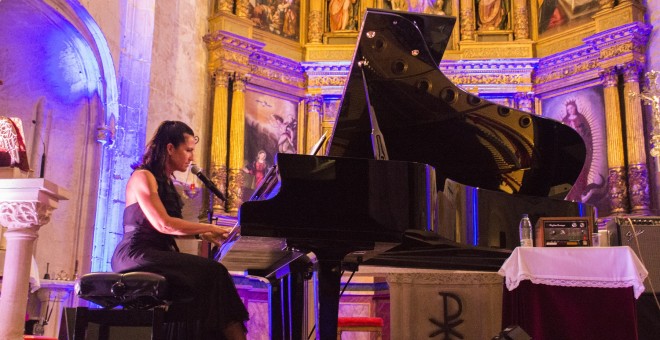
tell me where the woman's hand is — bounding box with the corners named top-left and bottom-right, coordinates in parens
top-left (199, 226), bottom-right (234, 246)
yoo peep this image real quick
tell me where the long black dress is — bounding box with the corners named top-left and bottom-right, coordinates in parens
top-left (111, 171), bottom-right (249, 339)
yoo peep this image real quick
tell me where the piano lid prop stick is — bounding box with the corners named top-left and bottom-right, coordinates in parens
top-left (359, 62), bottom-right (389, 160)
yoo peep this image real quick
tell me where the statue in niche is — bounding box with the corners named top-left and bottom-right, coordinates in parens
top-left (476, 0), bottom-right (509, 30)
top-left (329, 0), bottom-right (358, 31)
top-left (385, 0), bottom-right (447, 15)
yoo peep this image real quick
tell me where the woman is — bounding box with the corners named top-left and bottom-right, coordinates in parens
top-left (111, 121), bottom-right (249, 340)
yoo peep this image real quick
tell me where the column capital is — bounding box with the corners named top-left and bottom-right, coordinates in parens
top-left (599, 67), bottom-right (619, 88)
top-left (622, 61), bottom-right (644, 83)
top-left (231, 73), bottom-right (250, 91)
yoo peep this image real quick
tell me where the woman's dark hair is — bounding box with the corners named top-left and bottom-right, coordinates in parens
top-left (132, 120), bottom-right (195, 178)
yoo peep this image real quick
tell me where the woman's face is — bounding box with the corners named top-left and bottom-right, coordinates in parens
top-left (167, 133), bottom-right (196, 174)
top-left (257, 151), bottom-right (266, 162)
top-left (566, 104), bottom-right (577, 116)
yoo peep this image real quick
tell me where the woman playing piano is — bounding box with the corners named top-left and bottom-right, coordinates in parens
top-left (111, 120), bottom-right (249, 340)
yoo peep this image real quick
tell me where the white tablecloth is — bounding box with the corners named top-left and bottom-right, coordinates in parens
top-left (498, 246), bottom-right (649, 298)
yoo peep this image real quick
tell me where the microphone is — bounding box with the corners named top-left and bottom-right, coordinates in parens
top-left (191, 165), bottom-right (226, 202)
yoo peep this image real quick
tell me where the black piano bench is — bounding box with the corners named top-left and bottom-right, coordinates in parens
top-left (64, 272), bottom-right (170, 340)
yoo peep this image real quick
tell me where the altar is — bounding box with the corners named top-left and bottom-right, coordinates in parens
top-left (498, 246), bottom-right (648, 340)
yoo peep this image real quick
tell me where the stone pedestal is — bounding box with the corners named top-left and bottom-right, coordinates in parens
top-left (367, 267), bottom-right (503, 340)
top-left (0, 179), bottom-right (69, 340)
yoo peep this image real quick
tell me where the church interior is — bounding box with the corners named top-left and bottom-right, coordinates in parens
top-left (1, 0), bottom-right (660, 339)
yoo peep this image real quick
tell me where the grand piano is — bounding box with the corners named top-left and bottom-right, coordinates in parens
top-left (217, 8), bottom-right (594, 340)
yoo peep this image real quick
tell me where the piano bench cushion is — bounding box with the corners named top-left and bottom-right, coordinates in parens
top-left (337, 317), bottom-right (384, 327)
top-left (75, 272), bottom-right (169, 310)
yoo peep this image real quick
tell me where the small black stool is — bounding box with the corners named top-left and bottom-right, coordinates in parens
top-left (65, 272), bottom-right (170, 340)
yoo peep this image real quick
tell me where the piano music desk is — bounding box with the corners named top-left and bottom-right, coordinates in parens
top-left (498, 246), bottom-right (648, 340)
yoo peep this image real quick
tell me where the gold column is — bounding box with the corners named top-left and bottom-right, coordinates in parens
top-left (305, 95), bottom-right (323, 152)
top-left (308, 0), bottom-right (323, 43)
top-left (236, 0), bottom-right (249, 17)
top-left (622, 62), bottom-right (650, 215)
top-left (210, 71), bottom-right (231, 215)
top-left (227, 74), bottom-right (249, 214)
top-left (513, 0), bottom-right (529, 40)
top-left (600, 67), bottom-right (629, 215)
top-left (216, 0), bottom-right (233, 12)
top-left (460, 0), bottom-right (475, 41)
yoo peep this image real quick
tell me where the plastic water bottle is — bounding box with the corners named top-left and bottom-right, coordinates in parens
top-left (519, 214), bottom-right (533, 247)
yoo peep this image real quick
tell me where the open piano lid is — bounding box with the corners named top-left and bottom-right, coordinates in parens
top-left (326, 8), bottom-right (586, 198)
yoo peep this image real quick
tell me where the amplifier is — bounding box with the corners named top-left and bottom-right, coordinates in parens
top-left (605, 217), bottom-right (660, 292)
top-left (535, 217), bottom-right (592, 247)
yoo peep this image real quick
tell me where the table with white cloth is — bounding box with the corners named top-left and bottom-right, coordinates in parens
top-left (498, 246), bottom-right (648, 340)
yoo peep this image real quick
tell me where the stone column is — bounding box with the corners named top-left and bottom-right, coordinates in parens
top-left (622, 62), bottom-right (651, 215)
top-left (460, 0), bottom-right (475, 41)
top-left (210, 71), bottom-right (231, 215)
top-left (227, 74), bottom-right (249, 214)
top-left (308, 0), bottom-right (323, 43)
top-left (305, 95), bottom-right (323, 153)
top-left (0, 179), bottom-right (69, 340)
top-left (600, 67), bottom-right (629, 215)
top-left (35, 280), bottom-right (74, 338)
top-left (513, 0), bottom-right (529, 40)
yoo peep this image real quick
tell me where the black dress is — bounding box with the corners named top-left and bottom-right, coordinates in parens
top-left (111, 172), bottom-right (249, 339)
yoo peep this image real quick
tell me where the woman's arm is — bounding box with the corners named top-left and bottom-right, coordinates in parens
top-left (127, 169), bottom-right (231, 236)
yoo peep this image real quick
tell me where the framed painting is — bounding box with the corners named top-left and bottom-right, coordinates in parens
top-left (249, 0), bottom-right (301, 41)
top-left (243, 88), bottom-right (299, 200)
top-left (539, 84), bottom-right (609, 214)
top-left (535, 0), bottom-right (600, 38)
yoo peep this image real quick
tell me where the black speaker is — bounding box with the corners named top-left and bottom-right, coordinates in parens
top-left (606, 217), bottom-right (660, 292)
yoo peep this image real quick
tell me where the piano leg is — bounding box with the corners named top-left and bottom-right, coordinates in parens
top-left (316, 259), bottom-right (342, 340)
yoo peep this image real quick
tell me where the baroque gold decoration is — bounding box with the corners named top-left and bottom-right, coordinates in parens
top-left (627, 163), bottom-right (650, 214)
top-left (217, 0), bottom-right (233, 12)
top-left (460, 7), bottom-right (475, 41)
top-left (236, 0), bottom-right (249, 17)
top-left (308, 10), bottom-right (323, 43)
top-left (211, 164), bottom-right (228, 213)
top-left (249, 54), bottom-right (305, 88)
top-left (607, 167), bottom-right (629, 215)
top-left (513, 4), bottom-right (529, 40)
top-left (630, 70), bottom-right (660, 156)
top-left (227, 169), bottom-right (245, 212)
top-left (599, 0), bottom-right (614, 10)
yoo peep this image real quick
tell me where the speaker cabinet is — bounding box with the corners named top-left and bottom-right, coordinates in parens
top-left (606, 217), bottom-right (660, 292)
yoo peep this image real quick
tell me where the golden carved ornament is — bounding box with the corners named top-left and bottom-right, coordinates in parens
top-left (607, 167), bottom-right (629, 214)
top-left (599, 42), bottom-right (638, 60)
top-left (251, 66), bottom-right (305, 88)
top-left (236, 0), bottom-right (249, 17)
top-left (534, 60), bottom-right (598, 84)
top-left (447, 73), bottom-right (527, 85)
top-left (599, 0), bottom-right (615, 10)
top-left (622, 61), bottom-right (643, 82)
top-left (307, 75), bottom-right (348, 87)
top-left (0, 201), bottom-right (53, 229)
top-left (308, 10), bottom-right (323, 43)
top-left (227, 169), bottom-right (245, 213)
top-left (462, 47), bottom-right (530, 59)
top-left (627, 163), bottom-right (650, 213)
top-left (514, 6), bottom-right (529, 40)
top-left (460, 8), bottom-right (475, 41)
top-left (599, 67), bottom-right (619, 88)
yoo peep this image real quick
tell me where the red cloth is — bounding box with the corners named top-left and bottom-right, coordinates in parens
top-left (337, 317), bottom-right (384, 327)
top-left (502, 281), bottom-right (638, 340)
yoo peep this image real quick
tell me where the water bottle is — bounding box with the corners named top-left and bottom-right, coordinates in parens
top-left (519, 214), bottom-right (533, 247)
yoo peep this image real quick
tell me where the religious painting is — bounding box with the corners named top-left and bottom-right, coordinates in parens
top-left (541, 85), bottom-right (609, 214)
top-left (536, 0), bottom-right (600, 37)
top-left (328, 0), bottom-right (361, 31)
top-left (243, 90), bottom-right (299, 200)
top-left (384, 0), bottom-right (452, 16)
top-left (249, 0), bottom-right (300, 40)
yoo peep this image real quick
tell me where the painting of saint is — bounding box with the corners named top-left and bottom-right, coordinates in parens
top-left (541, 86), bottom-right (609, 214)
top-left (243, 91), bottom-right (298, 200)
top-left (537, 0), bottom-right (600, 36)
top-left (329, 0), bottom-right (359, 31)
top-left (249, 0), bottom-right (300, 40)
